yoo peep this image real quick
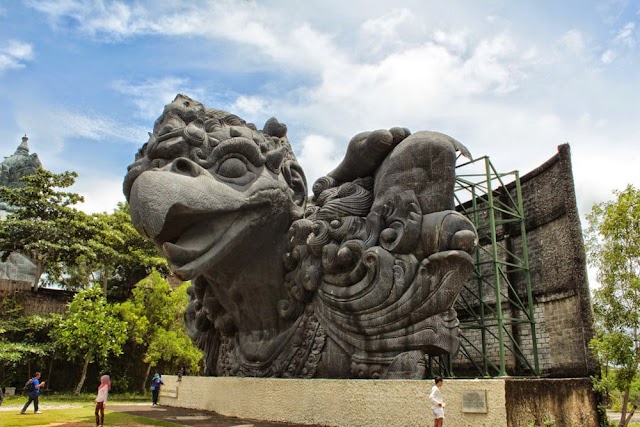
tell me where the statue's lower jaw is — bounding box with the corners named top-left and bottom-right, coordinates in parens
top-left (165, 210), bottom-right (268, 280)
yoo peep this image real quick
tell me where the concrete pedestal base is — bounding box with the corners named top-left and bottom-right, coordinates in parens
top-left (158, 376), bottom-right (599, 427)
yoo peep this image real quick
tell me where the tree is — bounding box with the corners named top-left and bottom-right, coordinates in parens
top-left (0, 309), bottom-right (56, 389)
top-left (45, 202), bottom-right (169, 299)
top-left (114, 272), bottom-right (201, 391)
top-left (0, 169), bottom-right (96, 291)
top-left (585, 184), bottom-right (640, 427)
top-left (100, 203), bottom-right (169, 299)
top-left (51, 286), bottom-right (127, 394)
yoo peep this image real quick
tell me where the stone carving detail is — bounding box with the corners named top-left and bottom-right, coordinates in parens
top-left (124, 94), bottom-right (478, 379)
top-left (0, 136), bottom-right (41, 290)
top-left (1, 135), bottom-right (42, 215)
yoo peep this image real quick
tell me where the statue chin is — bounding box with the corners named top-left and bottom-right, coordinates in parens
top-left (124, 94), bottom-right (478, 379)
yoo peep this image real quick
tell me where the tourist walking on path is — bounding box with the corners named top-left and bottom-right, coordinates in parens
top-left (150, 373), bottom-right (164, 406)
top-left (21, 372), bottom-right (45, 414)
top-left (428, 375), bottom-right (445, 427)
top-left (95, 374), bottom-right (111, 426)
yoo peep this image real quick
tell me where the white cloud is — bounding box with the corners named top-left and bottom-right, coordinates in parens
top-left (433, 28), bottom-right (470, 55)
top-left (457, 33), bottom-right (525, 94)
top-left (14, 106), bottom-right (148, 163)
top-left (614, 21), bottom-right (636, 47)
top-left (0, 40), bottom-right (35, 73)
top-left (601, 48), bottom-right (616, 63)
top-left (27, 0), bottom-right (153, 40)
top-left (559, 29), bottom-right (586, 55)
top-left (46, 109), bottom-right (148, 144)
top-left (275, 29), bottom-right (537, 143)
top-left (598, 21), bottom-right (637, 65)
top-left (361, 8), bottom-right (414, 37)
top-left (231, 96), bottom-right (271, 121)
top-left (296, 134), bottom-right (343, 190)
top-left (359, 8), bottom-right (424, 55)
top-left (112, 77), bottom-right (206, 120)
top-left (19, 0), bottom-right (640, 265)
top-left (6, 40), bottom-right (35, 60)
top-left (73, 174), bottom-right (127, 214)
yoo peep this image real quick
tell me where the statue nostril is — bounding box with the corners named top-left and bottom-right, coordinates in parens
top-left (171, 158), bottom-right (200, 178)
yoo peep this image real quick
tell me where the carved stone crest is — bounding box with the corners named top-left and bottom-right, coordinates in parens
top-left (124, 94), bottom-right (478, 378)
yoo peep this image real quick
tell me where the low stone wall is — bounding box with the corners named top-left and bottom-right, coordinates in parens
top-left (159, 376), bottom-right (600, 426)
top-left (0, 287), bottom-right (73, 315)
top-left (160, 376), bottom-right (507, 427)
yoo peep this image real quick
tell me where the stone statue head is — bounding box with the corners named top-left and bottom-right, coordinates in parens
top-left (124, 94), bottom-right (477, 379)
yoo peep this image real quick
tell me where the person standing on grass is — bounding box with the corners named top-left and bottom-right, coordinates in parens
top-left (150, 373), bottom-right (164, 406)
top-left (21, 371), bottom-right (45, 414)
top-left (428, 375), bottom-right (446, 427)
top-left (95, 374), bottom-right (111, 427)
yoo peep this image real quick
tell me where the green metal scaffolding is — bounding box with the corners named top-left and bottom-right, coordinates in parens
top-left (446, 155), bottom-right (540, 378)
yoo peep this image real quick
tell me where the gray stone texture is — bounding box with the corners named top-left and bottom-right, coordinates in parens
top-left (125, 95), bottom-right (596, 380)
top-left (453, 144), bottom-right (598, 377)
top-left (124, 95), bottom-right (479, 379)
top-left (0, 136), bottom-right (40, 290)
top-left (505, 378), bottom-right (599, 427)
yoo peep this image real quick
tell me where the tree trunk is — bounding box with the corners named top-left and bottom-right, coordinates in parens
top-left (74, 355), bottom-right (90, 395)
top-left (624, 404), bottom-right (637, 427)
top-left (47, 358), bottom-right (54, 390)
top-left (32, 259), bottom-right (44, 292)
top-left (142, 363), bottom-right (152, 393)
top-left (620, 387), bottom-right (631, 427)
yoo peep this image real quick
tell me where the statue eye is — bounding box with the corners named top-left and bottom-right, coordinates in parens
top-left (217, 157), bottom-right (248, 178)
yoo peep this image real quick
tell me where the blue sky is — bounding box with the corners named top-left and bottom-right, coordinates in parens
top-left (1, 2), bottom-right (638, 251)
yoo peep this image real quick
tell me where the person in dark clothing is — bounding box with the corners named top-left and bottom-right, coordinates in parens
top-left (177, 367), bottom-right (186, 381)
top-left (150, 373), bottom-right (164, 406)
top-left (21, 372), bottom-right (45, 414)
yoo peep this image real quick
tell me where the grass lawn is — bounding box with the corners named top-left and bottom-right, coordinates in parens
top-left (1, 395), bottom-right (182, 427)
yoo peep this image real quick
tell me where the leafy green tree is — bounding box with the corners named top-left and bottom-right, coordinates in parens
top-left (0, 169), bottom-right (95, 291)
top-left (100, 203), bottom-right (169, 299)
top-left (115, 272), bottom-right (201, 391)
top-left (0, 312), bottom-right (56, 388)
top-left (51, 286), bottom-right (127, 394)
top-left (46, 202), bottom-right (168, 299)
top-left (586, 185), bottom-right (640, 427)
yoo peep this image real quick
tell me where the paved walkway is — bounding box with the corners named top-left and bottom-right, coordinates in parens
top-left (108, 404), bottom-right (316, 427)
top-left (0, 403), bottom-right (317, 426)
top-left (607, 409), bottom-right (640, 424)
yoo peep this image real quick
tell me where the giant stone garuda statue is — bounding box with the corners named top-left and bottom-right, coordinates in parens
top-left (124, 94), bottom-right (478, 379)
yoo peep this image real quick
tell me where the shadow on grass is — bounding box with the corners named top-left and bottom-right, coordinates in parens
top-left (0, 406), bottom-right (182, 427)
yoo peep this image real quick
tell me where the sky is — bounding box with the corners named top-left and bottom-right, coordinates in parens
top-left (1, 0), bottom-right (639, 286)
